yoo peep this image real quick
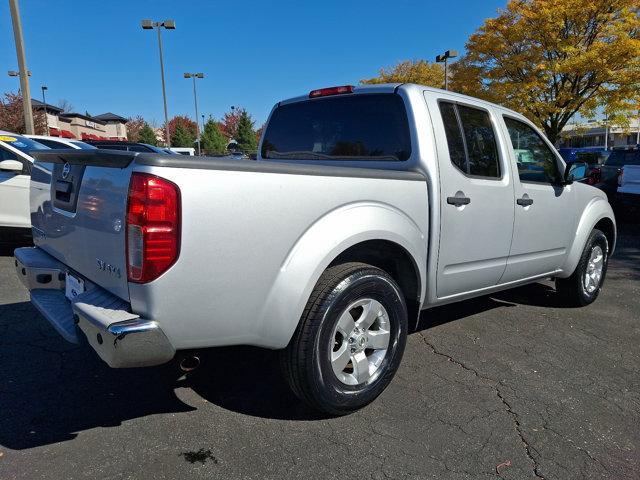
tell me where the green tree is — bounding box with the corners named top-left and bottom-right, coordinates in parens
top-left (235, 110), bottom-right (257, 153)
top-left (451, 0), bottom-right (640, 144)
top-left (200, 117), bottom-right (228, 154)
top-left (126, 116), bottom-right (146, 142)
top-left (138, 123), bottom-right (157, 145)
top-left (361, 60), bottom-right (445, 88)
top-left (171, 123), bottom-right (195, 148)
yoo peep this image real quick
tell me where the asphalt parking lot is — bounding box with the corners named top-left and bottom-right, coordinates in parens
top-left (1, 223), bottom-right (638, 480)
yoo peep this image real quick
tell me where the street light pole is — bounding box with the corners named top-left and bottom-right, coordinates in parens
top-left (435, 50), bottom-right (458, 91)
top-left (142, 19), bottom-right (175, 148)
top-left (184, 73), bottom-right (204, 155)
top-left (41, 86), bottom-right (49, 135)
top-left (9, 0), bottom-right (34, 134)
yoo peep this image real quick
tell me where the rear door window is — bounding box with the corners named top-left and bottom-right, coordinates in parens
top-left (438, 101), bottom-right (500, 178)
top-left (261, 94), bottom-right (411, 161)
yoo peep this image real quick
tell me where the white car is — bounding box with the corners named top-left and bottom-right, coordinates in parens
top-left (26, 135), bottom-right (97, 150)
top-left (0, 131), bottom-right (50, 236)
top-left (169, 147), bottom-right (195, 155)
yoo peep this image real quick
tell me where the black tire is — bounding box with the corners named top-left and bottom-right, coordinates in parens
top-left (281, 262), bottom-right (408, 416)
top-left (556, 229), bottom-right (609, 307)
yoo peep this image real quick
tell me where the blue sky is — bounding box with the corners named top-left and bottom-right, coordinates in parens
top-left (1, 0), bottom-right (506, 127)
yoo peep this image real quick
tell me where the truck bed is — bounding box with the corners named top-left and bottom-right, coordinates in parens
top-left (28, 150), bottom-right (429, 351)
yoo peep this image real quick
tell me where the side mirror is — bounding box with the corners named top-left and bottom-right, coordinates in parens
top-left (564, 161), bottom-right (588, 184)
top-left (0, 159), bottom-right (23, 173)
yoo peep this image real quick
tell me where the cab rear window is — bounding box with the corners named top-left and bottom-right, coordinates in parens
top-left (261, 94), bottom-right (411, 161)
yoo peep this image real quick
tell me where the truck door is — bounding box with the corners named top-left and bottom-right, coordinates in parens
top-left (499, 115), bottom-right (575, 282)
top-left (431, 98), bottom-right (515, 298)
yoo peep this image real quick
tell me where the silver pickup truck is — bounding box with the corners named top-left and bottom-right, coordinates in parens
top-left (15, 83), bottom-right (616, 415)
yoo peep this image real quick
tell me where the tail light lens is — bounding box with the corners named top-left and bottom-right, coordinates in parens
top-left (587, 167), bottom-right (601, 185)
top-left (126, 172), bottom-right (180, 283)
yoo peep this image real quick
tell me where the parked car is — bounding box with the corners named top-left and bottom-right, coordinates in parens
top-left (559, 148), bottom-right (609, 186)
top-left (0, 131), bottom-right (50, 240)
top-left (15, 84), bottom-right (616, 415)
top-left (26, 135), bottom-right (97, 150)
top-left (616, 164), bottom-right (640, 219)
top-left (86, 140), bottom-right (170, 154)
top-left (595, 145), bottom-right (640, 201)
top-left (169, 147), bottom-right (195, 156)
top-left (558, 146), bottom-right (609, 163)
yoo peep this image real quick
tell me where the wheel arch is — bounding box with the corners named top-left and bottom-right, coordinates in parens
top-left (256, 202), bottom-right (427, 349)
top-left (329, 239), bottom-right (422, 328)
top-left (558, 196), bottom-right (616, 278)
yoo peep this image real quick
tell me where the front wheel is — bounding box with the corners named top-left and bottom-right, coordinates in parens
top-left (281, 262), bottom-right (408, 416)
top-left (556, 229), bottom-right (609, 307)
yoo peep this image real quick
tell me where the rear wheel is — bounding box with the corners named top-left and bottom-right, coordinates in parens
top-left (281, 262), bottom-right (408, 415)
top-left (556, 229), bottom-right (609, 307)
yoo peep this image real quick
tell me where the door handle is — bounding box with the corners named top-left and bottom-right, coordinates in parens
top-left (447, 196), bottom-right (471, 206)
top-left (516, 197), bottom-right (533, 206)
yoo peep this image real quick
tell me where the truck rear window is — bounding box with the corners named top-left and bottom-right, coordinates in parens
top-left (261, 94), bottom-right (411, 161)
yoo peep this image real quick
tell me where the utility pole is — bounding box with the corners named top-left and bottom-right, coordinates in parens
top-left (9, 0), bottom-right (35, 134)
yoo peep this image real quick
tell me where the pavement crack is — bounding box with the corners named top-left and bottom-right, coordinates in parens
top-left (419, 332), bottom-right (545, 479)
top-left (496, 387), bottom-right (545, 479)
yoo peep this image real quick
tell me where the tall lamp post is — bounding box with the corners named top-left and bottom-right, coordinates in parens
top-left (41, 85), bottom-right (49, 135)
top-left (184, 72), bottom-right (204, 155)
top-left (9, 0), bottom-right (34, 134)
top-left (141, 19), bottom-right (175, 148)
top-left (435, 50), bottom-right (458, 91)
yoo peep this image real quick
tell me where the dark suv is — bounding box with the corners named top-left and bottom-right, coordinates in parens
top-left (595, 146), bottom-right (640, 201)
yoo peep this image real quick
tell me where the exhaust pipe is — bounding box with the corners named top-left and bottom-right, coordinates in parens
top-left (179, 355), bottom-right (200, 372)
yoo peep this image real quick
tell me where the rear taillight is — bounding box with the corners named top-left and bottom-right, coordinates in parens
top-left (309, 85), bottom-right (354, 98)
top-left (126, 172), bottom-right (180, 283)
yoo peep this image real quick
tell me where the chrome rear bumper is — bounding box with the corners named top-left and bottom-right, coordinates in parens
top-left (14, 247), bottom-right (175, 368)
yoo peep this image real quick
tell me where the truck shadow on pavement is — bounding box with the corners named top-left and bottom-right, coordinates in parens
top-left (0, 291), bottom-right (535, 449)
top-left (0, 300), bottom-right (197, 450)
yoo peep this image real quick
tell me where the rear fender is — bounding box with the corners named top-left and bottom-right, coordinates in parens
top-left (558, 196), bottom-right (616, 278)
top-left (257, 202), bottom-right (427, 348)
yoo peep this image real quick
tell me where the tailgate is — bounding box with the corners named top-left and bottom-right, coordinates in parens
top-left (620, 165), bottom-right (640, 193)
top-left (30, 150), bottom-right (137, 301)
